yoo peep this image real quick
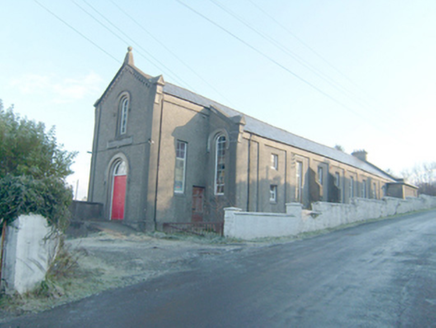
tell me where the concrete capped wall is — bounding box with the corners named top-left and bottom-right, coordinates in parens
top-left (69, 200), bottom-right (103, 221)
top-left (224, 195), bottom-right (436, 240)
top-left (2, 214), bottom-right (59, 294)
top-left (224, 207), bottom-right (300, 240)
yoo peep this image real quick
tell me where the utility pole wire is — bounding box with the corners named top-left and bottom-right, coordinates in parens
top-left (209, 0), bottom-right (369, 109)
top-left (175, 0), bottom-right (366, 120)
top-left (33, 0), bottom-right (121, 64)
top-left (247, 0), bottom-right (364, 93)
top-left (74, 0), bottom-right (194, 90)
top-left (175, 0), bottom-right (408, 143)
top-left (108, 0), bottom-right (235, 105)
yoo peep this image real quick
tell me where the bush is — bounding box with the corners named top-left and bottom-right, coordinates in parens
top-left (0, 174), bottom-right (73, 231)
top-left (0, 100), bottom-right (76, 230)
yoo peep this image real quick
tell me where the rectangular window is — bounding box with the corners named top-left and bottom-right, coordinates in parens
top-left (296, 161), bottom-right (303, 203)
top-left (271, 154), bottom-right (278, 170)
top-left (334, 172), bottom-right (340, 187)
top-left (362, 180), bottom-right (367, 198)
top-left (174, 141), bottom-right (187, 193)
top-left (318, 166), bottom-right (324, 185)
top-left (335, 172), bottom-right (342, 202)
top-left (350, 176), bottom-right (355, 198)
top-left (270, 185), bottom-right (277, 202)
top-left (373, 183), bottom-right (377, 199)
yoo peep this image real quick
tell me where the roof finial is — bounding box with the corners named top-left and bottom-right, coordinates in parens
top-left (124, 46), bottom-right (134, 66)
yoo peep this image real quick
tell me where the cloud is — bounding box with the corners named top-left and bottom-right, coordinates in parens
top-left (10, 72), bottom-right (104, 104)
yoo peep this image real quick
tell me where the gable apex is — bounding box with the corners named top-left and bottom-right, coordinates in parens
top-left (94, 49), bottom-right (155, 107)
top-left (124, 46), bottom-right (134, 66)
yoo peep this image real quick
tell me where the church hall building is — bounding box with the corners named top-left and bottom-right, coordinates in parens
top-left (87, 48), bottom-right (415, 231)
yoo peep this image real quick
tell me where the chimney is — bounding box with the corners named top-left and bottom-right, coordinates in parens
top-left (352, 149), bottom-right (368, 162)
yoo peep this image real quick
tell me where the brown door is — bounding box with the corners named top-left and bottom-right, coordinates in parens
top-left (192, 187), bottom-right (204, 222)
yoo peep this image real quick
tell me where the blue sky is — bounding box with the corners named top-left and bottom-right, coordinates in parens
top-left (1, 0), bottom-right (436, 199)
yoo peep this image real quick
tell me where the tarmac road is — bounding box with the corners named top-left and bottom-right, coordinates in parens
top-left (2, 210), bottom-right (436, 327)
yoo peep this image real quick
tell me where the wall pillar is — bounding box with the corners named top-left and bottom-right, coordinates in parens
top-left (223, 207), bottom-right (242, 237)
top-left (286, 202), bottom-right (302, 219)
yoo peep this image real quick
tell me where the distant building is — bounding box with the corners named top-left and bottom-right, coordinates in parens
top-left (87, 48), bottom-right (416, 231)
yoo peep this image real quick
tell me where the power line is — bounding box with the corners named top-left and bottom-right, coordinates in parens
top-left (209, 0), bottom-right (374, 112)
top-left (73, 0), bottom-right (194, 89)
top-left (108, 0), bottom-right (235, 106)
top-left (175, 0), bottom-right (368, 121)
top-left (247, 0), bottom-right (384, 115)
top-left (175, 0), bottom-right (409, 143)
top-left (247, 0), bottom-right (364, 93)
top-left (34, 0), bottom-right (405, 143)
top-left (33, 0), bottom-right (120, 64)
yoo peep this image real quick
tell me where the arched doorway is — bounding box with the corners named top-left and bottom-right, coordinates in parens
top-left (111, 160), bottom-right (127, 220)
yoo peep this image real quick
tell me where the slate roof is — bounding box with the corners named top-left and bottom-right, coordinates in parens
top-left (163, 82), bottom-right (395, 181)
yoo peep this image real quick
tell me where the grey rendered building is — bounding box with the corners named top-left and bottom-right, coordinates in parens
top-left (87, 48), bottom-right (414, 231)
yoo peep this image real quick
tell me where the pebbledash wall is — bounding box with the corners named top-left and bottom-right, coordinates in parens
top-left (224, 195), bottom-right (436, 240)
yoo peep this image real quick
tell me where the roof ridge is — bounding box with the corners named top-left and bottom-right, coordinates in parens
top-left (165, 82), bottom-right (347, 155)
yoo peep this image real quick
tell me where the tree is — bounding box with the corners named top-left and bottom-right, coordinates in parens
top-left (0, 100), bottom-right (76, 229)
top-left (401, 162), bottom-right (436, 196)
top-left (0, 100), bottom-right (75, 180)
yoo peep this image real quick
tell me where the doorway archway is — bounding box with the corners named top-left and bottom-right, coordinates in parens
top-left (110, 159), bottom-right (127, 220)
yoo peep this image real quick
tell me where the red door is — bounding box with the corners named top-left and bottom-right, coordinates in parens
top-left (192, 187), bottom-right (204, 222)
top-left (111, 175), bottom-right (126, 220)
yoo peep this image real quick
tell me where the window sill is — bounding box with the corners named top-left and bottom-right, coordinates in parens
top-left (107, 136), bottom-right (133, 149)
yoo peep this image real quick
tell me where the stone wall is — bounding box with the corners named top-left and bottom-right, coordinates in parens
top-left (224, 195), bottom-right (436, 240)
top-left (1, 214), bottom-right (60, 294)
top-left (69, 200), bottom-right (103, 221)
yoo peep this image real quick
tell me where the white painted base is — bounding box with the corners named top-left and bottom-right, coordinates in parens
top-left (2, 214), bottom-right (60, 295)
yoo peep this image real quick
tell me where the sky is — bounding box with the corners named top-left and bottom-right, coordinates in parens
top-left (1, 0), bottom-right (436, 200)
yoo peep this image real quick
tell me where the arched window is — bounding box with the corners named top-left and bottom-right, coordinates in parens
top-left (114, 160), bottom-right (127, 176)
top-left (215, 135), bottom-right (226, 195)
top-left (119, 97), bottom-right (129, 135)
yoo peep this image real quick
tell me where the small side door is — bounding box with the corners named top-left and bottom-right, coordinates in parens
top-left (192, 187), bottom-right (205, 222)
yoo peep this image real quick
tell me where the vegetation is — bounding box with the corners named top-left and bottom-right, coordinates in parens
top-left (0, 100), bottom-right (76, 230)
top-left (0, 175), bottom-right (73, 231)
top-left (401, 162), bottom-right (436, 196)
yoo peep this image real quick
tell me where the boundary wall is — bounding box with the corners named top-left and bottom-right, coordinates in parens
top-left (224, 195), bottom-right (436, 240)
top-left (1, 214), bottom-right (59, 294)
